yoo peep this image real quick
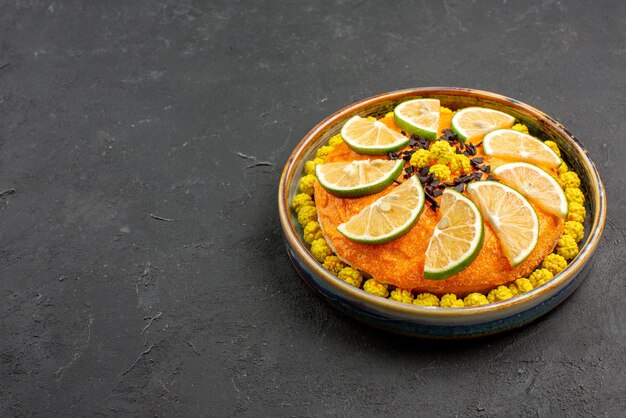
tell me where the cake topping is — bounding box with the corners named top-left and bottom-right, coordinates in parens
top-left (482, 129), bottom-right (561, 169)
top-left (466, 181), bottom-right (540, 267)
top-left (316, 159), bottom-right (404, 198)
top-left (424, 188), bottom-right (484, 280)
top-left (450, 107), bottom-right (516, 143)
top-left (493, 162), bottom-right (568, 218)
top-left (393, 99), bottom-right (441, 141)
top-left (336, 176), bottom-right (425, 244)
top-left (340, 115), bottom-right (409, 155)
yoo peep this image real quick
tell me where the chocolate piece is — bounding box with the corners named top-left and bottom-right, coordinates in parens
top-left (440, 129), bottom-right (457, 142)
top-left (424, 193), bottom-right (440, 211)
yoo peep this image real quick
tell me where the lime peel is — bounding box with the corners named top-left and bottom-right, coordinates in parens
top-left (424, 188), bottom-right (484, 280)
top-left (467, 181), bottom-right (539, 267)
top-left (316, 159), bottom-right (404, 198)
top-left (451, 107), bottom-right (515, 143)
top-left (340, 115), bottom-right (409, 155)
top-left (483, 129), bottom-right (561, 169)
top-left (337, 176), bottom-right (425, 244)
top-left (492, 161), bottom-right (568, 218)
top-left (394, 98), bottom-right (440, 141)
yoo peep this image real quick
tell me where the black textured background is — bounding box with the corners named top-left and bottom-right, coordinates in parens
top-left (1, 1), bottom-right (625, 416)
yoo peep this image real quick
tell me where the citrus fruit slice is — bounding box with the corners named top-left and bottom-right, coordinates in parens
top-left (493, 162), bottom-right (568, 218)
top-left (337, 175), bottom-right (425, 244)
top-left (482, 129), bottom-right (561, 169)
top-left (466, 181), bottom-right (539, 267)
top-left (451, 107), bottom-right (515, 143)
top-left (394, 99), bottom-right (440, 140)
top-left (340, 115), bottom-right (409, 155)
top-left (315, 159), bottom-right (404, 198)
top-left (424, 188), bottom-right (484, 280)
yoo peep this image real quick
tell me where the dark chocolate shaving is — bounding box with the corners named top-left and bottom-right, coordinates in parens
top-left (440, 129), bottom-right (457, 142)
top-left (471, 171), bottom-right (484, 181)
top-left (424, 193), bottom-right (439, 211)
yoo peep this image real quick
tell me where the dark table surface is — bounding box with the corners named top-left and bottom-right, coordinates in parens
top-left (1, 1), bottom-right (625, 416)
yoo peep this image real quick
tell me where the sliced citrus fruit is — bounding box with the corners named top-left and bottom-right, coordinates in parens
top-left (482, 129), bottom-right (561, 169)
top-left (337, 175), bottom-right (425, 244)
top-left (340, 115), bottom-right (409, 155)
top-left (394, 99), bottom-right (440, 140)
top-left (493, 162), bottom-right (568, 218)
top-left (315, 159), bottom-right (404, 198)
top-left (424, 188), bottom-right (484, 280)
top-left (451, 107), bottom-right (515, 143)
top-left (466, 181), bottom-right (539, 267)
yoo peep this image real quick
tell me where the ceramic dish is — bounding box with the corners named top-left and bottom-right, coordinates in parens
top-left (277, 87), bottom-right (606, 338)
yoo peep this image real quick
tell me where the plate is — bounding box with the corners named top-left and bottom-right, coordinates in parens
top-left (278, 87), bottom-right (606, 338)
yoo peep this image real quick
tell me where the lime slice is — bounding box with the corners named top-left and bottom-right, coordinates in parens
top-left (315, 159), bottom-right (404, 198)
top-left (493, 162), bottom-right (568, 218)
top-left (337, 175), bottom-right (425, 244)
top-left (340, 115), bottom-right (409, 155)
top-left (466, 181), bottom-right (539, 267)
top-left (483, 129), bottom-right (561, 169)
top-left (394, 99), bottom-right (440, 140)
top-left (424, 188), bottom-right (484, 280)
top-left (451, 107), bottom-right (515, 143)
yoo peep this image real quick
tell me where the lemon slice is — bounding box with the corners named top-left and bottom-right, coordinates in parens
top-left (493, 162), bottom-right (568, 218)
top-left (394, 99), bottom-right (440, 140)
top-left (424, 188), bottom-right (484, 280)
top-left (337, 175), bottom-right (425, 244)
top-left (340, 115), bottom-right (409, 155)
top-left (467, 181), bottom-right (539, 267)
top-left (482, 129), bottom-right (561, 169)
top-left (451, 107), bottom-right (515, 143)
top-left (315, 159), bottom-right (404, 198)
